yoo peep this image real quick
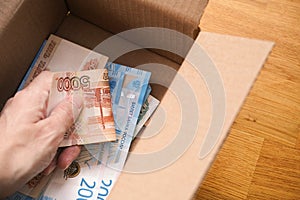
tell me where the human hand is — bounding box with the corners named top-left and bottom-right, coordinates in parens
top-left (0, 71), bottom-right (83, 197)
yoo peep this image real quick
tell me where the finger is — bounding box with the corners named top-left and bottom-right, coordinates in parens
top-left (38, 95), bottom-right (83, 146)
top-left (0, 98), bottom-right (13, 116)
top-left (3, 98), bottom-right (13, 109)
top-left (11, 71), bottom-right (54, 118)
top-left (26, 71), bottom-right (53, 92)
top-left (57, 145), bottom-right (81, 170)
top-left (22, 71), bottom-right (53, 107)
top-left (42, 156), bottom-right (57, 176)
top-left (42, 148), bottom-right (64, 175)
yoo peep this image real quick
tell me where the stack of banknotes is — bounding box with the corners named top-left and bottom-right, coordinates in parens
top-left (7, 35), bottom-right (160, 200)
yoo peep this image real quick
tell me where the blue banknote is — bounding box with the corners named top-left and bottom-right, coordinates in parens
top-left (7, 63), bottom-right (151, 200)
top-left (143, 85), bottom-right (152, 104)
top-left (38, 63), bottom-right (150, 200)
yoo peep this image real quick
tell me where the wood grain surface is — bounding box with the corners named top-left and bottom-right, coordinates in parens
top-left (193, 0), bottom-right (300, 199)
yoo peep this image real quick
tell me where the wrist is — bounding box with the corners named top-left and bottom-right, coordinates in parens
top-left (0, 128), bottom-right (31, 197)
top-left (0, 143), bottom-right (19, 197)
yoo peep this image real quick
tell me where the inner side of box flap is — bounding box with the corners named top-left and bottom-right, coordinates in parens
top-left (55, 14), bottom-right (182, 101)
top-left (0, 0), bottom-right (68, 109)
top-left (63, 0), bottom-right (209, 64)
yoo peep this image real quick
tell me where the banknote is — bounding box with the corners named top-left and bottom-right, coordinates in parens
top-left (9, 69), bottom-right (116, 199)
top-left (48, 69), bottom-right (116, 147)
top-left (7, 65), bottom-right (153, 200)
top-left (18, 34), bottom-right (108, 90)
top-left (8, 35), bottom-right (111, 199)
top-left (13, 173), bottom-right (53, 199)
top-left (143, 85), bottom-right (152, 104)
top-left (16, 35), bottom-right (114, 147)
top-left (37, 63), bottom-right (151, 200)
top-left (133, 95), bottom-right (160, 138)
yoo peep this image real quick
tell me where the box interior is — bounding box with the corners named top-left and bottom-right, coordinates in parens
top-left (0, 0), bottom-right (209, 108)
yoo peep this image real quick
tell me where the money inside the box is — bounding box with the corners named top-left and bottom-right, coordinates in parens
top-left (9, 34), bottom-right (160, 200)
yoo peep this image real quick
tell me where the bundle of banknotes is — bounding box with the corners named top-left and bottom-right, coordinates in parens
top-left (7, 35), bottom-right (160, 200)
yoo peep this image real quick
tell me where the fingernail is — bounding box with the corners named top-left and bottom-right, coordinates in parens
top-left (64, 159), bottom-right (73, 170)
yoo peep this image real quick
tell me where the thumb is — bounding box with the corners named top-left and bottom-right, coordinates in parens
top-left (41, 95), bottom-right (83, 144)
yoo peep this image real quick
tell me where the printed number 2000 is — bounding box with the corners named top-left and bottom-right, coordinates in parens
top-left (77, 178), bottom-right (96, 200)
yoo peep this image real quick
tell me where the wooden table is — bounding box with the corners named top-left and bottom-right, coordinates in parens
top-left (193, 0), bottom-right (300, 199)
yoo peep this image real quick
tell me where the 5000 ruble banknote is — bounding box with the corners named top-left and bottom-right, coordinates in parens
top-left (48, 69), bottom-right (116, 147)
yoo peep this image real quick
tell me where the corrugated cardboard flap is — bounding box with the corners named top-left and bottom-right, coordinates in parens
top-left (66, 0), bottom-right (209, 64)
top-left (109, 32), bottom-right (274, 200)
top-left (0, 0), bottom-right (67, 108)
top-left (66, 0), bottom-right (208, 39)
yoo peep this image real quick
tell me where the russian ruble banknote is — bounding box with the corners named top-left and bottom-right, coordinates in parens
top-left (29, 63), bottom-right (151, 200)
top-left (7, 34), bottom-right (158, 199)
top-left (48, 69), bottom-right (116, 147)
top-left (9, 69), bottom-right (116, 199)
top-left (7, 35), bottom-right (113, 199)
top-left (143, 85), bottom-right (152, 104)
top-left (18, 34), bottom-right (109, 91)
top-left (16, 35), bottom-right (116, 147)
top-left (133, 95), bottom-right (160, 138)
top-left (7, 65), bottom-right (158, 200)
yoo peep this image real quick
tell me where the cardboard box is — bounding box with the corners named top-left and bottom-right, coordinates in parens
top-left (0, 0), bottom-right (273, 199)
top-left (109, 32), bottom-right (273, 199)
top-left (0, 0), bottom-right (208, 108)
